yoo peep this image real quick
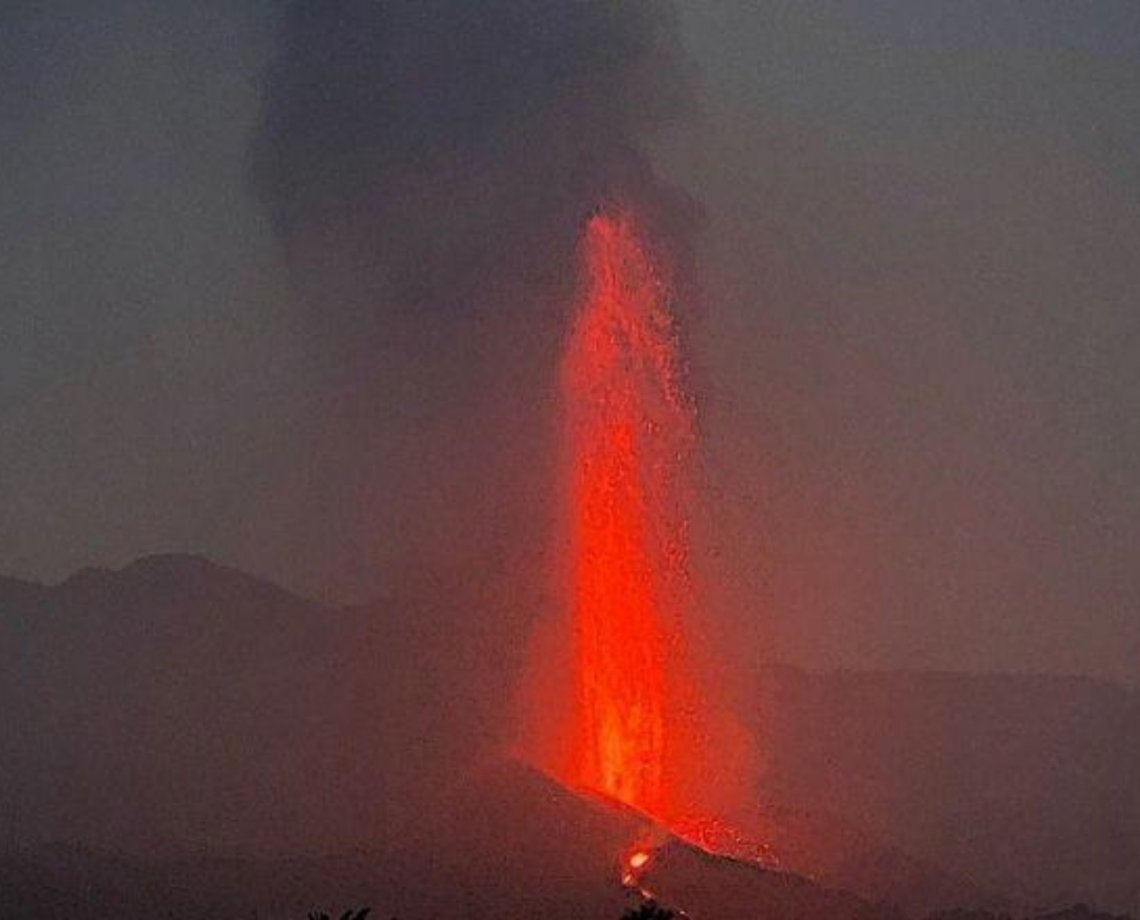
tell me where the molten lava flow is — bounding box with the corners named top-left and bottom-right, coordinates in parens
top-left (622, 847), bottom-right (654, 889)
top-left (561, 206), bottom-right (698, 822)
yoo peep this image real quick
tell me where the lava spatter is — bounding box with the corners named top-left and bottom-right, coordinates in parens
top-left (561, 207), bottom-right (698, 822)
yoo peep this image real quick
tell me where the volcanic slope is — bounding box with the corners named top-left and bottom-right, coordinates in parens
top-left (0, 760), bottom-right (908, 920)
top-left (1, 556), bottom-right (1135, 917)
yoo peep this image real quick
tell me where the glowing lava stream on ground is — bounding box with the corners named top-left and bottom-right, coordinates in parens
top-left (561, 205), bottom-right (701, 825)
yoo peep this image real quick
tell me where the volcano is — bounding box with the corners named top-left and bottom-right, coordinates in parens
top-left (2, 557), bottom-right (1137, 916)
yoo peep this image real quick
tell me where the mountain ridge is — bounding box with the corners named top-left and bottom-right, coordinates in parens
top-left (0, 556), bottom-right (1135, 915)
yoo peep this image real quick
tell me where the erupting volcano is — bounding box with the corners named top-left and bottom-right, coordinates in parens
top-left (560, 206), bottom-right (701, 824)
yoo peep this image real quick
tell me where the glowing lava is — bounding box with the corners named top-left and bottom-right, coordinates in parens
top-left (622, 848), bottom-right (654, 889)
top-left (561, 206), bottom-right (699, 822)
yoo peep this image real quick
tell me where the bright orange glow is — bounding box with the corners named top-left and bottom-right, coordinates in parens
top-left (561, 206), bottom-right (698, 821)
top-left (628, 850), bottom-right (651, 870)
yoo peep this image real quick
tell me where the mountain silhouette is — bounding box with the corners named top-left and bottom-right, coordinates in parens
top-left (1, 556), bottom-right (1136, 916)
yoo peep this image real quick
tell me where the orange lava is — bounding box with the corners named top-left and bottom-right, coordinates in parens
top-left (561, 206), bottom-right (698, 822)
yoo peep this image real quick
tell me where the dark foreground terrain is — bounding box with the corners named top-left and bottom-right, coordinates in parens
top-left (1, 555), bottom-right (1136, 918)
top-left (1, 774), bottom-right (1134, 920)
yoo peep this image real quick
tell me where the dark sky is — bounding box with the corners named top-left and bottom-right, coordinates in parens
top-left (2, 2), bottom-right (1137, 685)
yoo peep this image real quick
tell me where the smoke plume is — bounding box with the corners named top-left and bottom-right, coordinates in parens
top-left (248, 0), bottom-right (699, 604)
top-left (253, 0), bottom-right (692, 332)
top-left (244, 3), bottom-right (708, 782)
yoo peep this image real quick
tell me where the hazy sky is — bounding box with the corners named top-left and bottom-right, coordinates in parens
top-left (2, 2), bottom-right (1137, 685)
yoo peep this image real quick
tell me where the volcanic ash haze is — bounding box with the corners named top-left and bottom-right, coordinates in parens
top-left (251, 0), bottom-right (700, 621)
top-left (2, 1), bottom-right (1140, 914)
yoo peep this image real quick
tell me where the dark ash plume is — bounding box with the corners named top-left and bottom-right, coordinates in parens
top-left (251, 0), bottom-right (694, 346)
top-left (244, 0), bottom-right (700, 608)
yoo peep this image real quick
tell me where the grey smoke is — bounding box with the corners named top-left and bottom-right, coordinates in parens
top-left (252, 0), bottom-right (692, 345)
top-left (244, 0), bottom-right (699, 609)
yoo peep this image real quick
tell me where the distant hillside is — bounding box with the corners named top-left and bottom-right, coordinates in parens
top-left (751, 666), bottom-right (1140, 916)
top-left (0, 554), bottom-right (522, 856)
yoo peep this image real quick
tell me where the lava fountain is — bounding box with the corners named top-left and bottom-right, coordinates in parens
top-left (560, 205), bottom-right (701, 823)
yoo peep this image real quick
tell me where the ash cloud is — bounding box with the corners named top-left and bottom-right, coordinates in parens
top-left (252, 0), bottom-right (694, 346)
top-left (244, 0), bottom-right (700, 606)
